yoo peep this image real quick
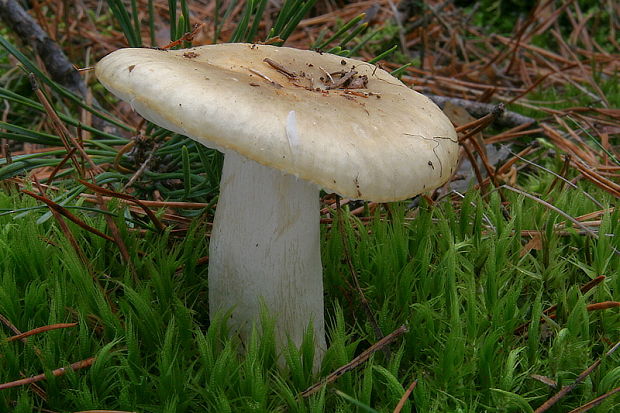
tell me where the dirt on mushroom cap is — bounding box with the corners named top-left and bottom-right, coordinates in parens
top-left (95, 43), bottom-right (458, 201)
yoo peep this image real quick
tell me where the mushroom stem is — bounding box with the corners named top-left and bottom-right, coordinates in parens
top-left (208, 150), bottom-right (326, 365)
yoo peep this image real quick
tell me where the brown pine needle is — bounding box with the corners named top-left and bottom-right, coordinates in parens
top-left (567, 385), bottom-right (620, 413)
top-left (79, 179), bottom-right (166, 232)
top-left (0, 357), bottom-right (95, 391)
top-left (161, 23), bottom-right (206, 49)
top-left (21, 189), bottom-right (115, 242)
top-left (499, 185), bottom-right (604, 242)
top-left (27, 178), bottom-right (93, 269)
top-left (534, 341), bottom-right (620, 413)
top-left (301, 325), bottom-right (408, 398)
top-left (6, 323), bottom-right (77, 342)
top-left (29, 73), bottom-right (102, 176)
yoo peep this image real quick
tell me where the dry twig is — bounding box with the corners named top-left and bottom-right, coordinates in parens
top-left (301, 325), bottom-right (408, 398)
top-left (0, 357), bottom-right (95, 391)
top-left (534, 341), bottom-right (620, 413)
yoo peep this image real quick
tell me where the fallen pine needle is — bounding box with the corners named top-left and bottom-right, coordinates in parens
top-left (534, 341), bottom-right (620, 413)
top-left (0, 357), bottom-right (95, 390)
top-left (300, 325), bottom-right (408, 398)
top-left (6, 323), bottom-right (77, 342)
top-left (567, 385), bottom-right (620, 413)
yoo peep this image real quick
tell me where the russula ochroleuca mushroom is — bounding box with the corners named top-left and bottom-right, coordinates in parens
top-left (96, 43), bottom-right (458, 366)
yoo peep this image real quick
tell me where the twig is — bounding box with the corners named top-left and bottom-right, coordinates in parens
top-left (80, 179), bottom-right (166, 232)
top-left (21, 189), bottom-right (115, 242)
top-left (263, 58), bottom-right (297, 78)
top-left (461, 142), bottom-right (486, 191)
top-left (45, 147), bottom-right (78, 187)
top-left (0, 0), bottom-right (87, 97)
top-left (499, 185), bottom-right (606, 243)
top-left (121, 145), bottom-right (158, 192)
top-left (300, 325), bottom-right (408, 398)
top-left (506, 151), bottom-right (605, 208)
top-left (326, 69), bottom-right (357, 89)
top-left (0, 357), bottom-right (95, 390)
top-left (428, 94), bottom-right (535, 127)
top-left (459, 105), bottom-right (506, 190)
top-left (531, 374), bottom-right (558, 389)
top-left (29, 74), bottom-right (84, 176)
top-left (30, 74), bottom-right (106, 176)
top-left (0, 0), bottom-right (118, 134)
top-left (534, 341), bottom-right (620, 412)
top-left (161, 23), bottom-right (205, 49)
top-left (568, 385), bottom-right (620, 413)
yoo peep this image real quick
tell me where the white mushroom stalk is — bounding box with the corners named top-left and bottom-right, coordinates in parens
top-left (95, 43), bottom-right (459, 369)
top-left (210, 151), bottom-right (325, 355)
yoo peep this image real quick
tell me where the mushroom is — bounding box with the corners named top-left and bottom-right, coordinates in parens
top-left (95, 43), bottom-right (458, 366)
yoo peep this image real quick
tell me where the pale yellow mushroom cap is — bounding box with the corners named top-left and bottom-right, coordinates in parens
top-left (96, 43), bottom-right (458, 202)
